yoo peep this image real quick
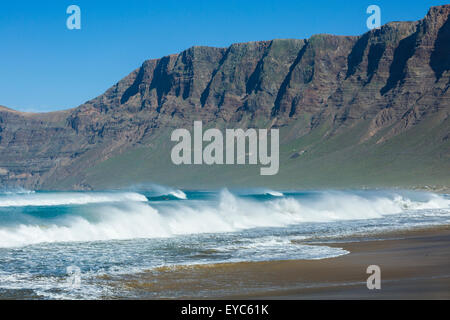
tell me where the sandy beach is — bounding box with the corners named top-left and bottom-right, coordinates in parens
top-left (120, 226), bottom-right (450, 299)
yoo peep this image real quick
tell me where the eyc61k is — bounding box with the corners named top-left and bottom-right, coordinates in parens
top-left (225, 304), bottom-right (269, 315)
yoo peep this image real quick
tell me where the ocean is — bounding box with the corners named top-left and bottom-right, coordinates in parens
top-left (0, 187), bottom-right (449, 299)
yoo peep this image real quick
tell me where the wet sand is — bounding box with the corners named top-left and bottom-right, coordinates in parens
top-left (121, 226), bottom-right (450, 299)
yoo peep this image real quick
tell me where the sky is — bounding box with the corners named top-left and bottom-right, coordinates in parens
top-left (0, 0), bottom-right (448, 112)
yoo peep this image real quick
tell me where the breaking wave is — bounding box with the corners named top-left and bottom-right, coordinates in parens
top-left (0, 192), bottom-right (147, 207)
top-left (125, 184), bottom-right (187, 200)
top-left (0, 189), bottom-right (448, 248)
top-left (265, 190), bottom-right (284, 197)
top-left (168, 190), bottom-right (187, 199)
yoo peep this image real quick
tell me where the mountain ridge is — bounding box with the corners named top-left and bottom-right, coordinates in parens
top-left (0, 5), bottom-right (449, 190)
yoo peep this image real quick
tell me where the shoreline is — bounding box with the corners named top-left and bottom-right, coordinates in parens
top-left (121, 225), bottom-right (450, 299)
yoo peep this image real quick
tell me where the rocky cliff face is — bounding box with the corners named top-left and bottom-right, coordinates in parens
top-left (0, 5), bottom-right (449, 190)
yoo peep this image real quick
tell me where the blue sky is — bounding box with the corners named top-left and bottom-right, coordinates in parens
top-left (0, 0), bottom-right (447, 112)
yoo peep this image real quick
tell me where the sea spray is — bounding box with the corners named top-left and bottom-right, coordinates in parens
top-left (0, 189), bottom-right (448, 247)
top-left (0, 192), bottom-right (147, 207)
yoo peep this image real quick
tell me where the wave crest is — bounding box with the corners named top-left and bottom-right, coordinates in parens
top-left (0, 189), bottom-right (448, 247)
top-left (0, 192), bottom-right (147, 207)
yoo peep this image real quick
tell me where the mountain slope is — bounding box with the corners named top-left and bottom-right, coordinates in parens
top-left (0, 5), bottom-right (449, 190)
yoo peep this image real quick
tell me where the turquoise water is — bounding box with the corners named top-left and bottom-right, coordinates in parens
top-left (0, 187), bottom-right (449, 299)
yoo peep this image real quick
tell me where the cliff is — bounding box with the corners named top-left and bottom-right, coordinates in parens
top-left (0, 5), bottom-right (449, 190)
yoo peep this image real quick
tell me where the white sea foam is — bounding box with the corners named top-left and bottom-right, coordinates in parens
top-left (213, 236), bottom-right (349, 261)
top-left (0, 189), bottom-right (448, 248)
top-left (0, 192), bottom-right (147, 207)
top-left (0, 188), bottom-right (35, 195)
top-left (169, 190), bottom-right (187, 199)
top-left (127, 183), bottom-right (187, 199)
top-left (393, 194), bottom-right (450, 210)
top-left (265, 190), bottom-right (284, 197)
